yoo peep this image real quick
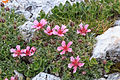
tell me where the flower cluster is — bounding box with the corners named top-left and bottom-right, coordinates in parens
top-left (32, 19), bottom-right (68, 37)
top-left (10, 45), bottom-right (36, 57)
top-left (32, 19), bottom-right (91, 73)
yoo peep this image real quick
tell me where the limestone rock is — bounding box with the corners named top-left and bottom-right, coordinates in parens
top-left (107, 73), bottom-right (120, 80)
top-left (18, 21), bottom-right (35, 42)
top-left (32, 72), bottom-right (61, 80)
top-left (5, 0), bottom-right (84, 21)
top-left (95, 73), bottom-right (120, 80)
top-left (91, 26), bottom-right (120, 62)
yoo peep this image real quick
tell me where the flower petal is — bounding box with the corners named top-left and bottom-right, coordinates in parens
top-left (11, 76), bottom-right (15, 80)
top-left (73, 66), bottom-right (77, 73)
top-left (44, 30), bottom-right (48, 34)
top-left (78, 63), bottom-right (84, 67)
top-left (76, 56), bottom-right (80, 62)
top-left (31, 47), bottom-right (36, 53)
top-left (54, 25), bottom-right (60, 31)
top-left (87, 29), bottom-right (91, 32)
top-left (34, 20), bottom-right (39, 25)
top-left (5, 78), bottom-right (8, 80)
top-left (81, 33), bottom-right (86, 36)
top-left (21, 49), bottom-right (26, 53)
top-left (61, 25), bottom-right (66, 31)
top-left (20, 54), bottom-right (26, 57)
top-left (16, 45), bottom-right (20, 50)
top-left (58, 34), bottom-right (64, 37)
top-left (68, 48), bottom-right (72, 52)
top-left (47, 26), bottom-right (51, 31)
top-left (60, 50), bottom-right (66, 55)
top-left (40, 19), bottom-right (47, 26)
top-left (26, 46), bottom-right (30, 51)
top-left (79, 23), bottom-right (83, 29)
top-left (57, 46), bottom-right (63, 51)
top-left (77, 30), bottom-right (80, 34)
top-left (68, 63), bottom-right (74, 68)
top-left (70, 56), bottom-right (75, 62)
top-left (53, 31), bottom-right (58, 35)
top-left (32, 25), bottom-right (37, 28)
top-left (12, 54), bottom-right (18, 57)
top-left (10, 48), bottom-right (16, 53)
top-left (67, 41), bottom-right (73, 47)
top-left (63, 29), bottom-right (68, 33)
top-left (61, 41), bottom-right (66, 47)
top-left (84, 24), bottom-right (89, 30)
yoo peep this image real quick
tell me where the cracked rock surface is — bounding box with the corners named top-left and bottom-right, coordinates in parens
top-left (91, 26), bottom-right (120, 62)
top-left (32, 72), bottom-right (61, 80)
top-left (5, 0), bottom-right (84, 21)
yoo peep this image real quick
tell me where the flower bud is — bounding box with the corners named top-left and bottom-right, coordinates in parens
top-left (14, 25), bottom-right (17, 29)
top-left (82, 71), bottom-right (86, 75)
top-left (44, 42), bottom-right (48, 46)
top-left (2, 12), bottom-right (5, 16)
top-left (17, 36), bottom-right (21, 40)
top-left (50, 21), bottom-right (55, 27)
top-left (0, 2), bottom-right (4, 7)
top-left (102, 60), bottom-right (107, 64)
top-left (5, 6), bottom-right (10, 11)
top-left (78, 39), bottom-right (82, 43)
top-left (2, 35), bottom-right (6, 40)
top-left (70, 21), bottom-right (75, 27)
top-left (2, 19), bottom-right (5, 23)
top-left (0, 18), bottom-right (2, 23)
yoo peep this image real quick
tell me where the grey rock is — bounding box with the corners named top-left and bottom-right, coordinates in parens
top-left (91, 26), bottom-right (120, 62)
top-left (95, 78), bottom-right (106, 80)
top-left (95, 73), bottom-right (120, 80)
top-left (114, 20), bottom-right (120, 26)
top-left (32, 72), bottom-right (61, 80)
top-left (5, 0), bottom-right (84, 21)
top-left (107, 73), bottom-right (120, 80)
top-left (18, 21), bottom-right (35, 42)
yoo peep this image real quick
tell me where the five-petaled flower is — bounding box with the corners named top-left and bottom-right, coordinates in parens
top-left (22, 46), bottom-right (36, 56)
top-left (44, 26), bottom-right (55, 35)
top-left (57, 41), bottom-right (73, 55)
top-left (53, 25), bottom-right (68, 37)
top-left (32, 19), bottom-right (47, 30)
top-left (77, 23), bottom-right (91, 36)
top-left (68, 56), bottom-right (84, 73)
top-left (10, 45), bottom-right (25, 57)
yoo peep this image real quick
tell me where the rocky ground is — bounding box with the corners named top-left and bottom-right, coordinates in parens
top-left (1, 0), bottom-right (120, 80)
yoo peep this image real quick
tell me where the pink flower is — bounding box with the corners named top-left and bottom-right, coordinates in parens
top-left (77, 23), bottom-right (91, 36)
top-left (53, 25), bottom-right (68, 37)
top-left (44, 26), bottom-right (55, 35)
top-left (5, 78), bottom-right (8, 80)
top-left (10, 45), bottom-right (25, 57)
top-left (10, 77), bottom-right (15, 80)
top-left (68, 56), bottom-right (84, 73)
top-left (82, 71), bottom-right (86, 75)
top-left (32, 19), bottom-right (47, 30)
top-left (57, 41), bottom-right (73, 55)
top-left (22, 46), bottom-right (36, 56)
